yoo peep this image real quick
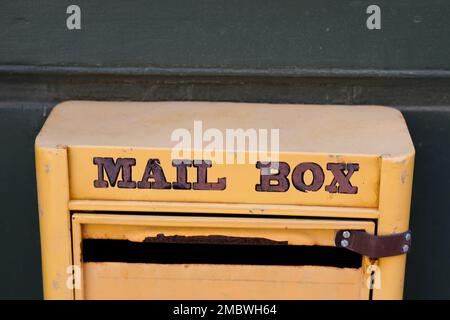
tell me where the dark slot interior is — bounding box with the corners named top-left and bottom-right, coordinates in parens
top-left (82, 238), bottom-right (362, 268)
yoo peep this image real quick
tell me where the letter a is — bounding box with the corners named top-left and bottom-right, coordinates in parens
top-left (66, 5), bottom-right (81, 30)
top-left (366, 5), bottom-right (381, 30)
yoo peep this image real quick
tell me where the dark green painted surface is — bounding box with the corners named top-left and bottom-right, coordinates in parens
top-left (1, 1), bottom-right (450, 75)
top-left (401, 107), bottom-right (450, 299)
top-left (1, 0), bottom-right (450, 300)
top-left (0, 103), bottom-right (48, 299)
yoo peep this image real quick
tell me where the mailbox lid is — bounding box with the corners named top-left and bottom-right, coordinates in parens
top-left (72, 213), bottom-right (375, 300)
top-left (37, 101), bottom-right (414, 157)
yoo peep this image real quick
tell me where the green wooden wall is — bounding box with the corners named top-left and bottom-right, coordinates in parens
top-left (1, 1), bottom-right (450, 299)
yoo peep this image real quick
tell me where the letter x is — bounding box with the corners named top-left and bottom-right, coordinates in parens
top-left (325, 163), bottom-right (359, 194)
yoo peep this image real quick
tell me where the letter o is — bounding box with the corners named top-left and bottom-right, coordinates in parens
top-left (291, 162), bottom-right (324, 192)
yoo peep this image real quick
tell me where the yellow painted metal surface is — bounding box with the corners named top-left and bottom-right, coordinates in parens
top-left (35, 146), bottom-right (73, 299)
top-left (72, 214), bottom-right (375, 247)
top-left (68, 200), bottom-right (380, 219)
top-left (35, 101), bottom-right (415, 300)
top-left (72, 214), bottom-right (374, 300)
top-left (374, 154), bottom-right (415, 299)
top-left (68, 147), bottom-right (379, 207)
top-left (83, 263), bottom-right (368, 300)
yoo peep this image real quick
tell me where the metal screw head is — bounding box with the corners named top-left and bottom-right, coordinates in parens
top-left (341, 239), bottom-right (349, 247)
top-left (342, 231), bottom-right (351, 239)
top-left (405, 233), bottom-right (411, 241)
top-left (402, 244), bottom-right (410, 253)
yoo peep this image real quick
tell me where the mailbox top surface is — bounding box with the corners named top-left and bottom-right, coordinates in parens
top-left (36, 101), bottom-right (414, 158)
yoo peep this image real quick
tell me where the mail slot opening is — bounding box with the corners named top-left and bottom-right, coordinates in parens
top-left (82, 237), bottom-right (362, 268)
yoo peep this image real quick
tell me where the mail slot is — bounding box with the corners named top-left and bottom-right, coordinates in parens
top-left (35, 101), bottom-right (414, 300)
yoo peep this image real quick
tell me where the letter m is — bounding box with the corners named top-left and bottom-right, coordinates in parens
top-left (93, 157), bottom-right (136, 188)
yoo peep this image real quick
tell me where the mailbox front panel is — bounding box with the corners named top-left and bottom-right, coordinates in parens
top-left (72, 213), bottom-right (374, 300)
top-left (68, 147), bottom-right (380, 208)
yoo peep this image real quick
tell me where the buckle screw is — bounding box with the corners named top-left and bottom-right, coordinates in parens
top-left (402, 244), bottom-right (409, 253)
top-left (341, 239), bottom-right (349, 247)
top-left (405, 233), bottom-right (411, 241)
top-left (343, 231), bottom-right (351, 238)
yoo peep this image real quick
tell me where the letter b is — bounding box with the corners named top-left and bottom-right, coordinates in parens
top-left (255, 162), bottom-right (290, 192)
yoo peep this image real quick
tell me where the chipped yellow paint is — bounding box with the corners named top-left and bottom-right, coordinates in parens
top-left (374, 153), bottom-right (415, 299)
top-left (72, 213), bottom-right (375, 246)
top-left (35, 146), bottom-right (73, 299)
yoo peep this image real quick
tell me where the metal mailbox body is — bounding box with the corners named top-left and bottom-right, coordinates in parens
top-left (35, 101), bottom-right (414, 300)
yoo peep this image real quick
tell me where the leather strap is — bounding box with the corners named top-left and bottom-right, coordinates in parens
top-left (335, 230), bottom-right (411, 258)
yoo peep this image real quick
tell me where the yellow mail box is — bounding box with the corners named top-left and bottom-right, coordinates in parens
top-left (35, 101), bottom-right (414, 300)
